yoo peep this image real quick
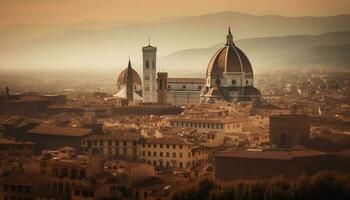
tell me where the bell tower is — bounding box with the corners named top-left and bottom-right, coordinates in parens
top-left (142, 37), bottom-right (157, 102)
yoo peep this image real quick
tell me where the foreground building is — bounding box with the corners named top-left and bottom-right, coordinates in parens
top-left (214, 150), bottom-right (350, 181)
top-left (270, 115), bottom-right (310, 148)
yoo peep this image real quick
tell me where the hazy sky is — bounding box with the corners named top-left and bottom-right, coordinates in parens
top-left (0, 0), bottom-right (350, 27)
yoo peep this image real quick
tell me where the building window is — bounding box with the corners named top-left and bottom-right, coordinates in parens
top-left (246, 80), bottom-right (249, 85)
top-left (145, 76), bottom-right (149, 80)
top-left (166, 144), bottom-right (169, 149)
top-left (153, 152), bottom-right (157, 156)
top-left (160, 152), bottom-right (163, 157)
top-left (160, 144), bottom-right (163, 148)
top-left (166, 152), bottom-right (170, 157)
top-left (173, 152), bottom-right (176, 157)
top-left (232, 80), bottom-right (236, 85)
top-left (198, 85), bottom-right (202, 90)
top-left (173, 144), bottom-right (176, 149)
top-left (179, 145), bottom-right (183, 149)
top-left (182, 85), bottom-right (186, 89)
top-left (153, 144), bottom-right (157, 148)
top-left (216, 79), bottom-right (221, 85)
top-left (159, 80), bottom-right (163, 90)
top-left (148, 151), bottom-right (151, 156)
top-left (168, 85), bottom-right (171, 89)
top-left (180, 153), bottom-right (183, 158)
top-left (146, 61), bottom-right (149, 69)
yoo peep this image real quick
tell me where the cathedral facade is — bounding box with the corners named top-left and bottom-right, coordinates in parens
top-left (115, 28), bottom-right (261, 105)
top-left (200, 28), bottom-right (261, 103)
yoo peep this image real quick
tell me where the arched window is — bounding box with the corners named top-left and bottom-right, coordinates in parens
top-left (146, 61), bottom-right (149, 69)
top-left (232, 80), bottom-right (236, 85)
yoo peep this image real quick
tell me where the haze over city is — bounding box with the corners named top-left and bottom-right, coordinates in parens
top-left (0, 0), bottom-right (350, 76)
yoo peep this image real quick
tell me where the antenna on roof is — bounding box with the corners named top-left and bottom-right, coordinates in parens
top-left (148, 35), bottom-right (151, 46)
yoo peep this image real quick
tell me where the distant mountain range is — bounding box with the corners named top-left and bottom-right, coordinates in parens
top-left (159, 31), bottom-right (350, 74)
top-left (0, 11), bottom-right (349, 73)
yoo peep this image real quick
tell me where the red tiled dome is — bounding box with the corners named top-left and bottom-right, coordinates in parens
top-left (206, 28), bottom-right (253, 76)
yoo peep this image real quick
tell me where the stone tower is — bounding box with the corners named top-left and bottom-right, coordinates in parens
top-left (126, 59), bottom-right (134, 103)
top-left (142, 38), bottom-right (157, 102)
top-left (157, 72), bottom-right (168, 105)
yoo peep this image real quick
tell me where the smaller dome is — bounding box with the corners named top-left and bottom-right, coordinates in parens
top-left (117, 67), bottom-right (142, 85)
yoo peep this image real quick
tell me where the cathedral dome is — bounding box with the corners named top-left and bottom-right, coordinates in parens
top-left (206, 28), bottom-right (253, 76)
top-left (117, 66), bottom-right (142, 86)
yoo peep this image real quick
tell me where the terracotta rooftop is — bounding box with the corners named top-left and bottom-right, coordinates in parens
top-left (84, 132), bottom-right (140, 141)
top-left (28, 125), bottom-right (92, 137)
top-left (1, 173), bottom-right (48, 185)
top-left (1, 95), bottom-right (50, 103)
top-left (143, 137), bottom-right (191, 145)
top-left (48, 159), bottom-right (88, 168)
top-left (0, 138), bottom-right (34, 145)
top-left (168, 117), bottom-right (243, 124)
top-left (168, 77), bottom-right (205, 83)
top-left (215, 150), bottom-right (327, 160)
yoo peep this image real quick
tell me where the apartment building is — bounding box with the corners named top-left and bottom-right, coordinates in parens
top-left (82, 132), bottom-right (139, 161)
top-left (138, 137), bottom-right (209, 169)
top-left (167, 117), bottom-right (242, 132)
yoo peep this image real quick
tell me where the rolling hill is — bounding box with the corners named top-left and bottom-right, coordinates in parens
top-left (159, 31), bottom-right (350, 74)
